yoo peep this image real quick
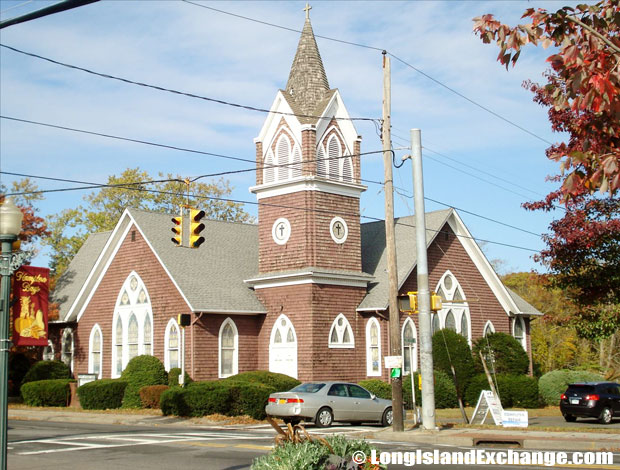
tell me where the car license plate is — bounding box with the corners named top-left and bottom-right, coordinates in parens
top-left (570, 398), bottom-right (580, 404)
top-left (278, 399), bottom-right (287, 405)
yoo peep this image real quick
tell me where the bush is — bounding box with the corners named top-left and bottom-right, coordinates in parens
top-left (78, 379), bottom-right (128, 410)
top-left (120, 355), bottom-right (167, 408)
top-left (22, 360), bottom-right (70, 385)
top-left (228, 382), bottom-right (276, 420)
top-left (161, 381), bottom-right (231, 417)
top-left (473, 332), bottom-right (529, 376)
top-left (140, 385), bottom-right (170, 409)
top-left (21, 379), bottom-right (73, 407)
top-left (251, 435), bottom-right (379, 470)
top-left (538, 369), bottom-right (603, 406)
top-left (432, 329), bottom-right (475, 397)
top-left (358, 379), bottom-right (391, 400)
top-left (8, 353), bottom-right (32, 396)
top-left (465, 374), bottom-right (540, 408)
top-left (167, 368), bottom-right (192, 387)
top-left (222, 371), bottom-right (300, 392)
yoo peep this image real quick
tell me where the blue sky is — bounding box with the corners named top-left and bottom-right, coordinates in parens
top-left (0, 0), bottom-right (576, 274)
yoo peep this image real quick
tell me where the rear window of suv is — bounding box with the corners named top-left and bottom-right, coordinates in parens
top-left (566, 385), bottom-right (595, 394)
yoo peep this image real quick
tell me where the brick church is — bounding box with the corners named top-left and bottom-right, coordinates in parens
top-left (47, 13), bottom-right (540, 383)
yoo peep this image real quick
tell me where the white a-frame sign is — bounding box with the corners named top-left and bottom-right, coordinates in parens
top-left (471, 390), bottom-right (504, 425)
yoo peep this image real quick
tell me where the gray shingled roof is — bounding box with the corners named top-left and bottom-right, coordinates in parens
top-left (359, 210), bottom-right (453, 310)
top-left (507, 288), bottom-right (543, 316)
top-left (129, 209), bottom-right (265, 313)
top-left (51, 230), bottom-right (111, 321)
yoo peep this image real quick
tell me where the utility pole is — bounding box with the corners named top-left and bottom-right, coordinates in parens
top-left (410, 129), bottom-right (437, 430)
top-left (382, 51), bottom-right (404, 432)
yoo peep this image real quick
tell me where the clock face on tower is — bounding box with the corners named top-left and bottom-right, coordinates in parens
top-left (330, 217), bottom-right (348, 244)
top-left (272, 218), bottom-right (291, 245)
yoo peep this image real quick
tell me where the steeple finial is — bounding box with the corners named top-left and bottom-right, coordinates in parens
top-left (304, 3), bottom-right (312, 20)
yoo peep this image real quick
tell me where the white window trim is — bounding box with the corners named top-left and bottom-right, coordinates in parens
top-left (268, 314), bottom-right (298, 379)
top-left (458, 309), bottom-right (472, 346)
top-left (366, 317), bottom-right (382, 377)
top-left (111, 314), bottom-right (123, 379)
top-left (401, 317), bottom-right (417, 374)
top-left (483, 320), bottom-right (495, 337)
top-left (61, 328), bottom-right (74, 374)
top-left (328, 313), bottom-right (355, 349)
top-left (88, 324), bottom-right (103, 379)
top-left (218, 317), bottom-right (239, 378)
top-left (143, 312), bottom-right (153, 356)
top-left (513, 316), bottom-right (527, 350)
top-left (164, 317), bottom-right (180, 372)
top-left (42, 340), bottom-right (54, 361)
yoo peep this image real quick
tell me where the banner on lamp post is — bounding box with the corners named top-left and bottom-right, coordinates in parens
top-left (12, 266), bottom-right (50, 346)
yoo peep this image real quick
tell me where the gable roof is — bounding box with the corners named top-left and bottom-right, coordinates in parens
top-left (507, 288), bottom-right (544, 316)
top-left (51, 231), bottom-right (111, 322)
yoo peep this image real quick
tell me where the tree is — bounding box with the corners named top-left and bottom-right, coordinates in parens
top-left (473, 0), bottom-right (620, 197)
top-left (46, 168), bottom-right (252, 278)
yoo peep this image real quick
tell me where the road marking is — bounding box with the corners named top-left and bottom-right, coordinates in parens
top-left (235, 444), bottom-right (273, 451)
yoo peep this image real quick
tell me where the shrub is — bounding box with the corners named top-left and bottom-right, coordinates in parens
top-left (251, 435), bottom-right (379, 470)
top-left (473, 332), bottom-right (529, 376)
top-left (22, 360), bottom-right (70, 385)
top-left (21, 379), bottom-right (73, 407)
top-left (167, 368), bottom-right (192, 387)
top-left (120, 355), bottom-right (167, 408)
top-left (222, 371), bottom-right (300, 392)
top-left (161, 381), bottom-right (231, 417)
top-left (8, 353), bottom-right (32, 396)
top-left (465, 374), bottom-right (540, 408)
top-left (432, 329), bottom-right (475, 397)
top-left (78, 379), bottom-right (128, 410)
top-left (227, 382), bottom-right (276, 420)
top-left (358, 379), bottom-right (391, 400)
top-left (140, 385), bottom-right (170, 409)
top-left (538, 369), bottom-right (603, 406)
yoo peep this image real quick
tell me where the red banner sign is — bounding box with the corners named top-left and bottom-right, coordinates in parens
top-left (12, 266), bottom-right (50, 346)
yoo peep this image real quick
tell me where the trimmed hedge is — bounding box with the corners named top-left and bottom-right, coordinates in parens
top-left (22, 360), bottom-right (70, 384)
top-left (473, 333), bottom-right (529, 376)
top-left (358, 379), bottom-right (391, 401)
top-left (167, 368), bottom-right (192, 387)
top-left (8, 353), bottom-right (32, 396)
top-left (538, 370), bottom-right (603, 406)
top-left (21, 379), bottom-right (73, 407)
top-left (78, 379), bottom-right (128, 410)
top-left (222, 371), bottom-right (300, 392)
top-left (465, 374), bottom-right (540, 408)
top-left (228, 382), bottom-right (276, 420)
top-left (120, 355), bottom-right (167, 408)
top-left (432, 329), bottom-right (475, 397)
top-left (140, 385), bottom-right (170, 409)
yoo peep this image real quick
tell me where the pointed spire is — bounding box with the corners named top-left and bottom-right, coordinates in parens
top-left (285, 8), bottom-right (330, 117)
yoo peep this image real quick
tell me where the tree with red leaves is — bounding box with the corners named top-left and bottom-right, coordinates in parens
top-left (0, 179), bottom-right (49, 250)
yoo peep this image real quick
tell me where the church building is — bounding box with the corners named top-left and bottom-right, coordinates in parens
top-left (47, 12), bottom-right (540, 383)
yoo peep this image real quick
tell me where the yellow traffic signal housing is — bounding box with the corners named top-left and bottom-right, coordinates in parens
top-left (431, 292), bottom-right (443, 311)
top-left (189, 209), bottom-right (206, 248)
top-left (178, 313), bottom-right (191, 328)
top-left (171, 214), bottom-right (183, 246)
top-left (406, 291), bottom-right (418, 314)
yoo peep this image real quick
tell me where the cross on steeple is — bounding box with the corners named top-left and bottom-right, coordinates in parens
top-left (303, 3), bottom-right (312, 20)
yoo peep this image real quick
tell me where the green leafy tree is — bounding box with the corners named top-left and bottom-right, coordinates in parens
top-left (46, 168), bottom-right (252, 278)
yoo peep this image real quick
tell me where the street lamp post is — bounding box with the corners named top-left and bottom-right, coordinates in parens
top-left (0, 197), bottom-right (28, 470)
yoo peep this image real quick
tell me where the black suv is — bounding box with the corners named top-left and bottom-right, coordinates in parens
top-left (560, 382), bottom-right (620, 424)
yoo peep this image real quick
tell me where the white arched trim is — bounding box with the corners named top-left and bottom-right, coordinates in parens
top-left (483, 320), bottom-right (495, 337)
top-left (513, 316), bottom-right (527, 350)
top-left (88, 324), bottom-right (103, 378)
top-left (366, 317), bottom-right (381, 377)
top-left (42, 339), bottom-right (54, 361)
top-left (164, 318), bottom-right (180, 372)
top-left (61, 328), bottom-right (74, 374)
top-left (401, 317), bottom-right (417, 374)
top-left (317, 125), bottom-right (353, 182)
top-left (269, 314), bottom-right (298, 379)
top-left (328, 313), bottom-right (354, 348)
top-left (434, 270), bottom-right (472, 345)
top-left (218, 318), bottom-right (239, 378)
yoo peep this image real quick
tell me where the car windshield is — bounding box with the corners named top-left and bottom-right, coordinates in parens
top-left (290, 383), bottom-right (326, 393)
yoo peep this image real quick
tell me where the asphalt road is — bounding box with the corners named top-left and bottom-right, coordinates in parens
top-left (8, 419), bottom-right (620, 470)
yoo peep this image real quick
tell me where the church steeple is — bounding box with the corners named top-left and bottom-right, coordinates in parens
top-left (284, 6), bottom-right (330, 117)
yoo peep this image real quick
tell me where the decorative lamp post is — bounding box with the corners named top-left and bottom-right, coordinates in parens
top-left (0, 197), bottom-right (28, 470)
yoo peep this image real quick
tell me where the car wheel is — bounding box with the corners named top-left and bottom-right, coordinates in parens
top-left (563, 414), bottom-right (576, 422)
top-left (382, 407), bottom-right (393, 427)
top-left (315, 407), bottom-right (334, 428)
top-left (283, 418), bottom-right (301, 426)
top-left (598, 407), bottom-right (613, 425)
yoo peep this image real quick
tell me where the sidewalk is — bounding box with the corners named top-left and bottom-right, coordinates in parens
top-left (8, 407), bottom-right (620, 452)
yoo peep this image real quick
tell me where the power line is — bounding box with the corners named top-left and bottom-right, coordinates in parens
top-left (0, 44), bottom-right (377, 124)
top-left (182, 1), bottom-right (553, 146)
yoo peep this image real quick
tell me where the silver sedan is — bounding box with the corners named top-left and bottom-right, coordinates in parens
top-left (265, 381), bottom-right (393, 427)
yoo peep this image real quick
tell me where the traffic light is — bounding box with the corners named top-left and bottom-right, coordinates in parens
top-left (406, 291), bottom-right (418, 314)
top-left (431, 292), bottom-right (443, 311)
top-left (171, 213), bottom-right (183, 246)
top-left (189, 208), bottom-right (205, 248)
top-left (178, 313), bottom-right (191, 328)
